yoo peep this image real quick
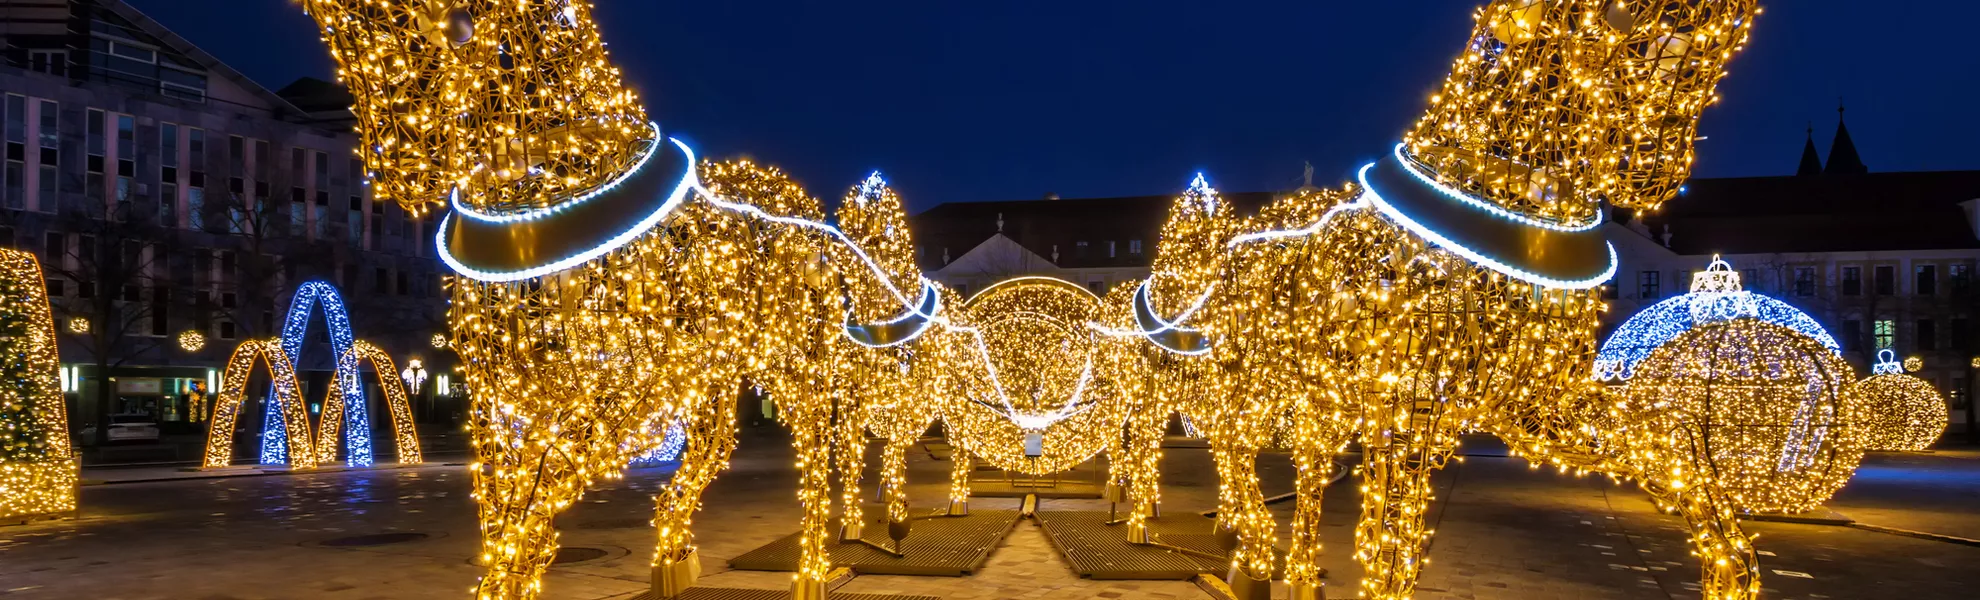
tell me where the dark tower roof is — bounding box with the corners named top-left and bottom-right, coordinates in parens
top-left (1797, 124), bottom-right (1824, 176)
top-left (1825, 104), bottom-right (1868, 175)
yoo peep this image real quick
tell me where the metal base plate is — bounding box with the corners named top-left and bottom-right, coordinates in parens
top-left (728, 509), bottom-right (1020, 576)
top-left (1034, 511), bottom-right (1228, 579)
top-left (968, 466), bottom-right (1104, 499)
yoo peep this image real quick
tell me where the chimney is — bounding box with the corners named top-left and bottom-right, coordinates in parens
top-left (1660, 224), bottom-right (1674, 249)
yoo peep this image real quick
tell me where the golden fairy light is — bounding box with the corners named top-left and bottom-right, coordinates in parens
top-left (202, 339), bottom-right (319, 470)
top-left (178, 329), bottom-right (207, 352)
top-left (297, 1), bottom-right (1779, 600)
top-left (0, 249), bottom-right (77, 521)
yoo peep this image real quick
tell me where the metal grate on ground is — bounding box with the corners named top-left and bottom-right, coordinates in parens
top-left (1033, 510), bottom-right (1229, 580)
top-left (727, 509), bottom-right (1021, 576)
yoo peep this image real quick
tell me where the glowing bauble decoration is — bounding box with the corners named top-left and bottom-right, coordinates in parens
top-left (1622, 319), bottom-right (1868, 514)
top-left (1604, 1), bottom-right (1636, 31)
top-left (178, 330), bottom-right (206, 352)
top-left (67, 318), bottom-right (88, 334)
top-left (1596, 258), bottom-right (1837, 381)
top-left (1856, 351), bottom-right (1948, 452)
top-left (430, 333), bottom-right (448, 349)
top-left (1903, 356), bottom-right (1923, 372)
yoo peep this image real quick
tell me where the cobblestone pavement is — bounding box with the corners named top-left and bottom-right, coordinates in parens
top-left (3, 427), bottom-right (1977, 599)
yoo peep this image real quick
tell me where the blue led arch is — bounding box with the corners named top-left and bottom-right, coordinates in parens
top-left (260, 281), bottom-right (367, 466)
top-left (1595, 259), bottom-right (1839, 381)
top-left (629, 426), bottom-right (687, 467)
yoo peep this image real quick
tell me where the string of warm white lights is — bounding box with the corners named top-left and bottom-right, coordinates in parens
top-left (0, 249), bottom-right (76, 521)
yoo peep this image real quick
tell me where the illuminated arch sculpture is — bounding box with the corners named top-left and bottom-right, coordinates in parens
top-left (316, 340), bottom-right (423, 466)
top-left (0, 249), bottom-right (78, 521)
top-left (262, 281), bottom-right (360, 466)
top-left (204, 339), bottom-right (318, 470)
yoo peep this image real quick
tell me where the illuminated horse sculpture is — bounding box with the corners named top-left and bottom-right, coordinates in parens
top-left (297, 3), bottom-right (945, 598)
top-left (1116, 1), bottom-right (1766, 599)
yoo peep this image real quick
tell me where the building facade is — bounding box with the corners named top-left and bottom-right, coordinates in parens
top-left (0, 0), bottom-right (455, 455)
top-left (913, 120), bottom-right (1980, 439)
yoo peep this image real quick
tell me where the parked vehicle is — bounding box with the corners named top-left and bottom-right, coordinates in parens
top-left (103, 413), bottom-right (161, 443)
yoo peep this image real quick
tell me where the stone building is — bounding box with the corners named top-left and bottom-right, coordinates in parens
top-left (0, 0), bottom-right (455, 455)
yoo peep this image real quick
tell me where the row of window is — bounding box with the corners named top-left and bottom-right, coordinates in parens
top-left (1, 94), bottom-right (423, 252)
top-left (1836, 317), bottom-right (1973, 353)
top-left (1633, 263), bottom-right (1974, 299)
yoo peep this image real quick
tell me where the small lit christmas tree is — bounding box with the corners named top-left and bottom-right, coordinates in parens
top-left (0, 249), bottom-right (76, 521)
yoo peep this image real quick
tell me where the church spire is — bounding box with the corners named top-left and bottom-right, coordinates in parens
top-left (1796, 122), bottom-right (1824, 176)
top-left (1825, 102), bottom-right (1868, 175)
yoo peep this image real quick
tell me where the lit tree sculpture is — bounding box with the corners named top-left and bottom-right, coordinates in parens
top-left (0, 249), bottom-right (75, 522)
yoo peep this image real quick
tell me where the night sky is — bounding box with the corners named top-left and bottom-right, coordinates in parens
top-left (129, 1), bottom-right (1980, 212)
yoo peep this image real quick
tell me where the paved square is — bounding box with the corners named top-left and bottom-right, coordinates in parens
top-left (3, 428), bottom-right (1976, 599)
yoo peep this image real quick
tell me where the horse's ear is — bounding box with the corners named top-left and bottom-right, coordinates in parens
top-left (1603, 0), bottom-right (1763, 212)
top-left (298, 0), bottom-right (652, 217)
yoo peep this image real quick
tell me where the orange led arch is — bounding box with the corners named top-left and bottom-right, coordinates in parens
top-left (316, 340), bottom-right (423, 466)
top-left (203, 339), bottom-right (318, 469)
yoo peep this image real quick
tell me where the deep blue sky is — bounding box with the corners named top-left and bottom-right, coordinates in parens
top-left (130, 1), bottom-right (1980, 211)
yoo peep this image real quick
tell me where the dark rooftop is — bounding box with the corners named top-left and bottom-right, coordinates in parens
top-left (909, 192), bottom-right (1275, 271)
top-left (1634, 170), bottom-right (1980, 255)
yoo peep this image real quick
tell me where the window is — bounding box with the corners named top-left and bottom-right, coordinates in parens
top-left (1603, 283), bottom-right (1619, 300)
top-left (1842, 267), bottom-right (1862, 296)
top-left (219, 321), bottom-right (236, 340)
top-left (0, 227), bottom-right (11, 247)
top-left (1917, 319), bottom-right (1937, 351)
top-left (1842, 319), bottom-right (1863, 352)
top-left (1953, 378), bottom-right (1970, 411)
top-left (1107, 241), bottom-right (1117, 258)
top-left (1075, 240), bottom-right (1089, 258)
top-left (290, 187), bottom-right (306, 235)
top-left (375, 267), bottom-right (389, 293)
top-left (1129, 240), bottom-right (1143, 255)
top-left (87, 109), bottom-right (106, 173)
top-left (347, 196), bottom-right (364, 247)
top-left (115, 114), bottom-right (133, 214)
top-left (150, 286), bottom-right (169, 336)
top-left (1874, 319), bottom-right (1895, 350)
top-left (1088, 280), bottom-right (1104, 295)
top-left (4, 95), bottom-right (22, 210)
top-left (1875, 265), bottom-right (1895, 296)
top-left (28, 49), bottom-right (66, 76)
top-left (42, 232), bottom-right (62, 265)
top-left (37, 100), bottom-right (57, 209)
top-left (1917, 265), bottom-right (1938, 296)
top-left (1957, 318), bottom-right (1973, 353)
top-left (396, 270), bottom-right (408, 295)
top-left (1952, 264), bottom-right (1973, 292)
top-left (369, 201), bottom-right (383, 247)
top-left (1794, 267), bottom-right (1815, 297)
top-left (45, 278), bottom-right (63, 297)
top-left (1638, 270), bottom-right (1661, 299)
top-left (188, 128), bottom-right (206, 230)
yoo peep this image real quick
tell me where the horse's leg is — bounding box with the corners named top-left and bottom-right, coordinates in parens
top-left (1210, 437), bottom-right (1275, 600)
top-left (788, 395), bottom-right (837, 600)
top-left (648, 392), bottom-right (740, 598)
top-left (836, 397), bottom-right (868, 541)
top-left (1286, 413), bottom-right (1341, 600)
top-left (1352, 419), bottom-right (1456, 600)
top-left (948, 447), bottom-right (972, 516)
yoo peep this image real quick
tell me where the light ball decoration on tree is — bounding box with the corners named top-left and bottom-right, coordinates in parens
top-left (178, 330), bottom-right (206, 352)
top-left (66, 318), bottom-right (88, 335)
top-left (1902, 356), bottom-right (1923, 372)
top-left (1854, 350), bottom-right (1948, 452)
top-left (1621, 318), bottom-right (1868, 515)
top-left (430, 333), bottom-right (448, 349)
